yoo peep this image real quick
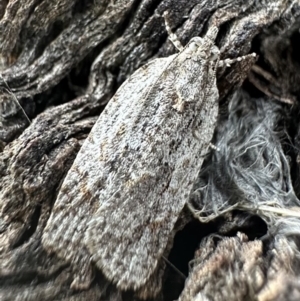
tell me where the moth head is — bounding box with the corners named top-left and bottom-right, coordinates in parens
top-left (186, 37), bottom-right (207, 59)
top-left (186, 37), bottom-right (220, 61)
top-left (187, 37), bottom-right (203, 50)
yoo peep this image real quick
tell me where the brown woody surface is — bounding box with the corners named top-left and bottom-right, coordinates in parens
top-left (1, 0), bottom-right (300, 300)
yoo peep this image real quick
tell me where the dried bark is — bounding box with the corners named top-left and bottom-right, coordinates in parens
top-left (1, 0), bottom-right (300, 300)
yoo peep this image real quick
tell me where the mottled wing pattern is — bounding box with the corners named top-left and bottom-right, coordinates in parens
top-left (84, 48), bottom-right (219, 289)
top-left (43, 36), bottom-right (220, 291)
top-left (42, 55), bottom-right (175, 287)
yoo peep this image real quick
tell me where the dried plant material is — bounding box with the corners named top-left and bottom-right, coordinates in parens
top-left (179, 233), bottom-right (264, 301)
top-left (0, 0), bottom-right (136, 99)
top-left (0, 75), bottom-right (31, 145)
top-left (179, 228), bottom-right (300, 301)
top-left (253, 20), bottom-right (300, 104)
top-left (188, 90), bottom-right (300, 224)
top-left (183, 91), bottom-right (300, 300)
top-left (248, 65), bottom-right (296, 104)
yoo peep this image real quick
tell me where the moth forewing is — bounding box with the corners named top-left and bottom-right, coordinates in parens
top-left (42, 55), bottom-right (176, 289)
top-left (42, 22), bottom-right (221, 294)
top-left (83, 38), bottom-right (220, 289)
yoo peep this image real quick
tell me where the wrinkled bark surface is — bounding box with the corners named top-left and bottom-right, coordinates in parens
top-left (1, 0), bottom-right (300, 300)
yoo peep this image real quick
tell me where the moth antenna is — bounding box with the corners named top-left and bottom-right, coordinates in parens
top-left (218, 53), bottom-right (257, 68)
top-left (163, 11), bottom-right (184, 51)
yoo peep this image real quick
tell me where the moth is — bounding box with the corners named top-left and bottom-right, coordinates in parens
top-left (42, 11), bottom-right (255, 294)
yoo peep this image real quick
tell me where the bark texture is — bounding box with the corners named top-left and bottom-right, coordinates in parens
top-left (1, 0), bottom-right (300, 300)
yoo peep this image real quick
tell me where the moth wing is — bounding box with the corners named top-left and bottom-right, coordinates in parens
top-left (84, 54), bottom-right (219, 290)
top-left (42, 55), bottom-right (176, 286)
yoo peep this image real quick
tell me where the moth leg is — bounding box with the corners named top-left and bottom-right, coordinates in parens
top-left (209, 142), bottom-right (220, 151)
top-left (218, 53), bottom-right (256, 68)
top-left (163, 11), bottom-right (184, 51)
